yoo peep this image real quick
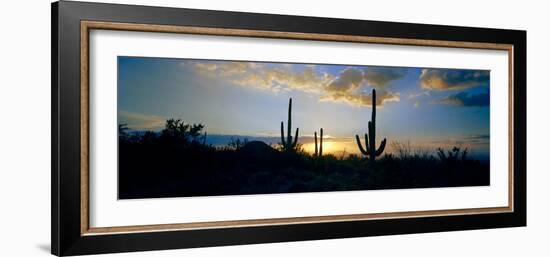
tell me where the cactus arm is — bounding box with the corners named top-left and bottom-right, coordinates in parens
top-left (320, 128), bottom-right (323, 156)
top-left (364, 133), bottom-right (371, 155)
top-left (375, 138), bottom-right (387, 156)
top-left (280, 121), bottom-right (286, 148)
top-left (355, 134), bottom-right (368, 155)
top-left (292, 127), bottom-right (299, 148)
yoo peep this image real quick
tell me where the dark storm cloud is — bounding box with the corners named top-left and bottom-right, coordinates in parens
top-left (420, 69), bottom-right (490, 91)
top-left (438, 92), bottom-right (489, 107)
top-left (363, 67), bottom-right (407, 89)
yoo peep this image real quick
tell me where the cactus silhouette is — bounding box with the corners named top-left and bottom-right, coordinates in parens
top-left (280, 98), bottom-right (299, 152)
top-left (355, 89), bottom-right (387, 161)
top-left (314, 128), bottom-right (323, 157)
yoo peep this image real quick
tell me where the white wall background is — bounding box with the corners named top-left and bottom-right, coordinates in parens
top-left (0, 0), bottom-right (547, 256)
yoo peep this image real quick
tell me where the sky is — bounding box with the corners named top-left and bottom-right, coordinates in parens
top-left (118, 56), bottom-right (490, 159)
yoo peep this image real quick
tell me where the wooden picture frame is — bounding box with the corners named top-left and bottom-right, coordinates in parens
top-left (52, 1), bottom-right (526, 256)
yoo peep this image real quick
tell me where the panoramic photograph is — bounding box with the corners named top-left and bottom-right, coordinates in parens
top-left (117, 56), bottom-right (490, 199)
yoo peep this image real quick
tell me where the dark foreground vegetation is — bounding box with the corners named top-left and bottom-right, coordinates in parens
top-left (118, 120), bottom-right (489, 199)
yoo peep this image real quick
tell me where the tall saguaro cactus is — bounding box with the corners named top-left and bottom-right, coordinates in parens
top-left (280, 98), bottom-right (299, 152)
top-left (314, 128), bottom-right (323, 157)
top-left (355, 89), bottom-right (387, 161)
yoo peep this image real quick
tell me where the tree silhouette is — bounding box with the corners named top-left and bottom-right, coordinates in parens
top-left (160, 119), bottom-right (205, 146)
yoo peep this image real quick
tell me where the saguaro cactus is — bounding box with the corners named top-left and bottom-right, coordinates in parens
top-left (280, 98), bottom-right (299, 152)
top-left (355, 89), bottom-right (387, 161)
top-left (314, 128), bottom-right (323, 157)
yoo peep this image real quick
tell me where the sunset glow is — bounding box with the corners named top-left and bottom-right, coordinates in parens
top-left (118, 57), bottom-right (490, 160)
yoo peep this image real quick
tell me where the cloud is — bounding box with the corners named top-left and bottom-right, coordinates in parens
top-left (438, 92), bottom-right (489, 107)
top-left (419, 69), bottom-right (489, 90)
top-left (192, 62), bottom-right (404, 107)
top-left (235, 65), bottom-right (333, 94)
top-left (193, 61), bottom-right (332, 94)
top-left (463, 134), bottom-right (490, 142)
top-left (409, 91), bottom-right (430, 107)
top-left (118, 110), bottom-right (166, 130)
top-left (195, 62), bottom-right (262, 76)
top-left (363, 67), bottom-right (407, 88)
top-left (321, 89), bottom-right (400, 107)
top-left (326, 67), bottom-right (406, 92)
top-left (429, 134), bottom-right (489, 146)
top-left (322, 67), bottom-right (402, 107)
top-left (409, 90), bottom-right (431, 99)
top-left (325, 68), bottom-right (364, 92)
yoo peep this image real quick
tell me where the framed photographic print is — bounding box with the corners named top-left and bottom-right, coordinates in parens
top-left (51, 1), bottom-right (526, 256)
